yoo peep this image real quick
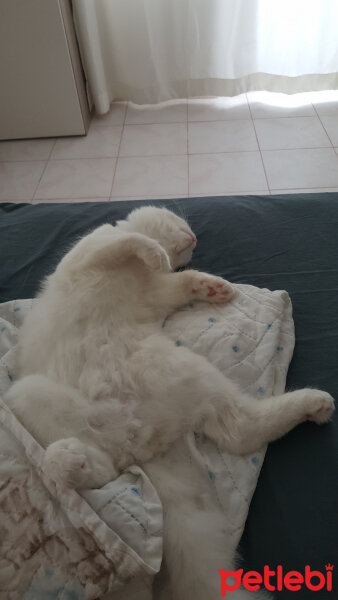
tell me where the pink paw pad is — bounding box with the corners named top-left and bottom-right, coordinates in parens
top-left (207, 286), bottom-right (217, 296)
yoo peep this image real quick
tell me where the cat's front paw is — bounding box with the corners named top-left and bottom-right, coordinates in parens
top-left (139, 241), bottom-right (171, 272)
top-left (304, 390), bottom-right (335, 424)
top-left (192, 274), bottom-right (234, 304)
top-left (43, 438), bottom-right (90, 489)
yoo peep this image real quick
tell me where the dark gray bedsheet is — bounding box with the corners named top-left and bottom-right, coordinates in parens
top-left (1, 194), bottom-right (337, 598)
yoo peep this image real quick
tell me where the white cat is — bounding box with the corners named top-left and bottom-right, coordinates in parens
top-left (5, 206), bottom-right (334, 600)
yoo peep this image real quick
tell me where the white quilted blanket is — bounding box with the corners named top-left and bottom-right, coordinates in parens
top-left (0, 284), bottom-right (294, 599)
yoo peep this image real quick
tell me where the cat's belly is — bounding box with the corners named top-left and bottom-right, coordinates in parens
top-left (20, 320), bottom-right (159, 400)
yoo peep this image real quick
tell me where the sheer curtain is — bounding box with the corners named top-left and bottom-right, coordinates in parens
top-left (73, 0), bottom-right (338, 114)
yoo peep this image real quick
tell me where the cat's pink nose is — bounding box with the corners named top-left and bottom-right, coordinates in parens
top-left (192, 236), bottom-right (197, 246)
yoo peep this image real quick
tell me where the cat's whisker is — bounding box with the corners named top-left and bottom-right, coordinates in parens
top-left (172, 198), bottom-right (189, 226)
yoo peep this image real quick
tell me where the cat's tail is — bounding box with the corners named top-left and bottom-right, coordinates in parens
top-left (145, 441), bottom-right (272, 600)
top-left (160, 501), bottom-right (272, 600)
top-left (164, 501), bottom-right (233, 599)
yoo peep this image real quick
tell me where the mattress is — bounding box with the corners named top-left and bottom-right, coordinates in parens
top-left (1, 193), bottom-right (337, 598)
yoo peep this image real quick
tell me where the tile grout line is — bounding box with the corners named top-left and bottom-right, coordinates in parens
top-left (109, 103), bottom-right (128, 201)
top-left (312, 103), bottom-right (337, 152)
top-left (113, 146), bottom-right (338, 159)
top-left (101, 114), bottom-right (331, 127)
top-left (122, 117), bottom-right (252, 125)
top-left (0, 139), bottom-right (335, 165)
top-left (102, 150), bottom-right (261, 159)
top-left (32, 139), bottom-right (57, 203)
top-left (253, 114), bottom-right (322, 123)
top-left (246, 93), bottom-right (271, 194)
top-left (2, 145), bottom-right (336, 164)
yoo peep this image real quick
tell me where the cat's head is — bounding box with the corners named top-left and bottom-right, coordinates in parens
top-left (116, 206), bottom-right (197, 269)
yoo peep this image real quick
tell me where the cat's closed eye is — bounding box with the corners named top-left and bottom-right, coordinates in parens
top-left (176, 228), bottom-right (197, 254)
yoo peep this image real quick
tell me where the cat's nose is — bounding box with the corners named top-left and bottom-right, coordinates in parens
top-left (192, 236), bottom-right (197, 246)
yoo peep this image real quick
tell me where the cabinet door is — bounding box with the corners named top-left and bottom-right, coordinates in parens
top-left (0, 0), bottom-right (89, 140)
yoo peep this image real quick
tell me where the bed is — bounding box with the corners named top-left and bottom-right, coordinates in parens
top-left (1, 194), bottom-right (337, 599)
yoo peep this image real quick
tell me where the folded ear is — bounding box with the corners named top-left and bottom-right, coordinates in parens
top-left (59, 230), bottom-right (171, 274)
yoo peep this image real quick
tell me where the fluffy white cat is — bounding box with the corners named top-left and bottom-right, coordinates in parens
top-left (5, 206), bottom-right (334, 600)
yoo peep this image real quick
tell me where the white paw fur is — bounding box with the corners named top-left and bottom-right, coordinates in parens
top-left (43, 438), bottom-right (89, 489)
top-left (304, 389), bottom-right (335, 424)
top-left (139, 240), bottom-right (171, 272)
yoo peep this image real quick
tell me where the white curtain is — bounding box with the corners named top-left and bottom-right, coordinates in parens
top-left (72, 0), bottom-right (338, 113)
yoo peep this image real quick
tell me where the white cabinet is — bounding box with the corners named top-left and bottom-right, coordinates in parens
top-left (0, 0), bottom-right (89, 140)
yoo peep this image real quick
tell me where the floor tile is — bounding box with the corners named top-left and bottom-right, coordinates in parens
top-left (112, 155), bottom-right (188, 197)
top-left (35, 158), bottom-right (116, 199)
top-left (0, 161), bottom-right (46, 201)
top-left (247, 91), bottom-right (316, 118)
top-left (119, 123), bottom-right (187, 157)
top-left (188, 95), bottom-right (250, 121)
top-left (125, 100), bottom-right (187, 124)
top-left (262, 148), bottom-right (338, 190)
top-left (320, 116), bottom-right (338, 146)
top-left (189, 152), bottom-right (268, 195)
top-left (254, 116), bottom-right (331, 150)
top-left (0, 139), bottom-right (54, 162)
top-left (91, 102), bottom-right (127, 126)
top-left (3, 94), bottom-right (338, 206)
top-left (311, 91), bottom-right (338, 116)
top-left (51, 126), bottom-right (122, 159)
top-left (188, 120), bottom-right (258, 154)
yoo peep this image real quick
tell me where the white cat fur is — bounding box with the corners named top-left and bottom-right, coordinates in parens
top-left (5, 206), bottom-right (335, 599)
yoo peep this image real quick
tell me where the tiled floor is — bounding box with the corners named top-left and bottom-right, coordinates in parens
top-left (1, 91), bottom-right (338, 203)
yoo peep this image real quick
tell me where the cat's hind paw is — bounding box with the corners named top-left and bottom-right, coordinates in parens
top-left (43, 437), bottom-right (90, 489)
top-left (305, 390), bottom-right (335, 424)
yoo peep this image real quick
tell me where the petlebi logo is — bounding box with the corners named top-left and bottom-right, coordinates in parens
top-left (219, 564), bottom-right (334, 596)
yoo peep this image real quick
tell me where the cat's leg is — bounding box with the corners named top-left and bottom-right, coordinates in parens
top-left (43, 437), bottom-right (117, 489)
top-left (197, 377), bottom-right (334, 455)
top-left (206, 386), bottom-right (335, 455)
top-left (151, 269), bottom-right (235, 313)
top-left (130, 337), bottom-right (334, 459)
top-left (4, 375), bottom-right (118, 488)
top-left (60, 230), bottom-right (171, 274)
